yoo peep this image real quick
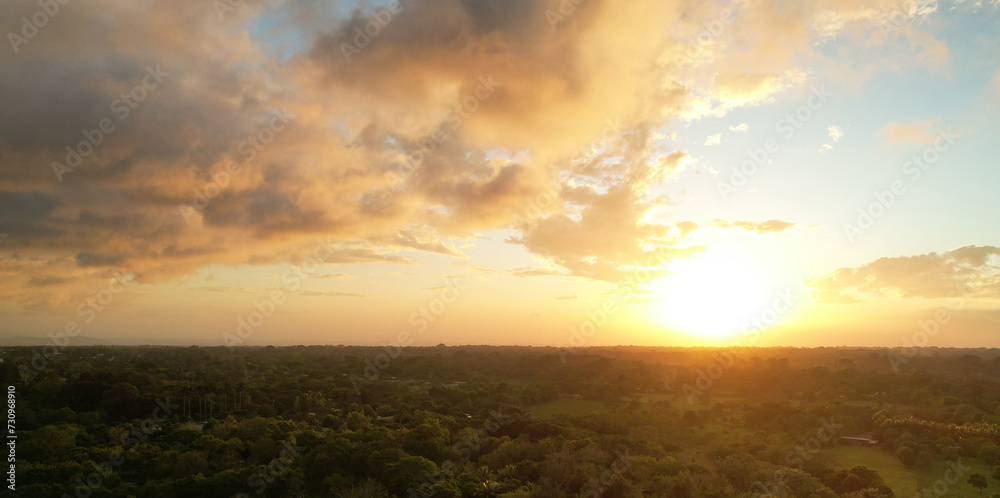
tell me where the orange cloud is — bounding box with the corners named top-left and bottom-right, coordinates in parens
top-left (809, 245), bottom-right (1000, 303)
top-left (0, 0), bottom-right (976, 310)
top-left (879, 119), bottom-right (942, 144)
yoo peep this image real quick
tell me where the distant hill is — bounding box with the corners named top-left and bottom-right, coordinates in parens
top-left (2, 335), bottom-right (105, 346)
top-left (0, 335), bottom-right (202, 346)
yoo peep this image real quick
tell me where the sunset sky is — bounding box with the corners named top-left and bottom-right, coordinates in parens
top-left (1, 0), bottom-right (998, 347)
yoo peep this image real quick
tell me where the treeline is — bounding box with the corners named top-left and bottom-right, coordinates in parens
top-left (0, 345), bottom-right (997, 497)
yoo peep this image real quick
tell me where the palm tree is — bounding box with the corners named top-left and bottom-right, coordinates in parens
top-left (206, 392), bottom-right (216, 419)
top-left (196, 384), bottom-right (205, 419)
top-left (180, 384), bottom-right (193, 419)
top-left (236, 381), bottom-right (246, 411)
top-left (221, 380), bottom-right (232, 414)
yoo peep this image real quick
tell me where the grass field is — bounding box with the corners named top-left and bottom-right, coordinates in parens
top-left (822, 445), bottom-right (1000, 497)
top-left (822, 446), bottom-right (921, 496)
top-left (528, 397), bottom-right (1000, 496)
top-left (528, 398), bottom-right (608, 419)
top-left (634, 392), bottom-right (674, 403)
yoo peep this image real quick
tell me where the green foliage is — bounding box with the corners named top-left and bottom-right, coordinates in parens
top-left (970, 473), bottom-right (989, 494)
top-left (980, 442), bottom-right (1000, 467)
top-left (5, 345), bottom-right (1000, 497)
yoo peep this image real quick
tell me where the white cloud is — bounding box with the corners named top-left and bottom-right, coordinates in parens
top-left (820, 125), bottom-right (843, 152)
top-left (729, 123), bottom-right (749, 133)
top-left (704, 133), bottom-right (722, 146)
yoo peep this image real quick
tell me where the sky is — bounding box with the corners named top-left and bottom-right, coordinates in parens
top-left (0, 0), bottom-right (998, 348)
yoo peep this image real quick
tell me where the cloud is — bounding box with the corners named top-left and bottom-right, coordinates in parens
top-left (711, 219), bottom-right (796, 234)
top-left (879, 119), bottom-right (941, 144)
top-left (729, 123), bottom-right (749, 133)
top-left (704, 133), bottom-right (722, 146)
top-left (302, 0), bottom-right (699, 160)
top-left (461, 265), bottom-right (566, 278)
top-left (0, 0), bottom-right (977, 308)
top-left (301, 273), bottom-right (353, 280)
top-left (809, 245), bottom-right (1000, 303)
top-left (509, 176), bottom-right (695, 282)
top-left (675, 221), bottom-right (699, 237)
top-left (655, 150), bottom-right (691, 178)
top-left (188, 286), bottom-right (261, 294)
top-left (294, 290), bottom-right (370, 298)
top-left (820, 125), bottom-right (843, 152)
top-left (710, 70), bottom-right (807, 108)
top-left (378, 227), bottom-right (467, 258)
top-left (509, 266), bottom-right (569, 278)
top-left (810, 289), bottom-right (862, 304)
top-left (188, 285), bottom-right (367, 297)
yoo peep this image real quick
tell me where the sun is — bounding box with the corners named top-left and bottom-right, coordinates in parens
top-left (648, 251), bottom-right (775, 340)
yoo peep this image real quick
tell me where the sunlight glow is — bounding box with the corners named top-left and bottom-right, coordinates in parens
top-left (649, 251), bottom-right (775, 340)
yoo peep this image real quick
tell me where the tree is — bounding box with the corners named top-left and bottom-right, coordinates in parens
top-left (322, 414), bottom-right (340, 429)
top-left (206, 392), bottom-right (216, 419)
top-left (336, 479), bottom-right (389, 498)
top-left (102, 381), bottom-right (141, 419)
top-left (345, 411), bottom-right (370, 432)
top-left (969, 473), bottom-right (988, 496)
top-left (236, 380), bottom-right (247, 411)
top-left (383, 455), bottom-right (445, 497)
top-left (980, 442), bottom-right (1000, 467)
top-left (181, 384), bottom-right (194, 419)
top-left (221, 380), bottom-right (232, 414)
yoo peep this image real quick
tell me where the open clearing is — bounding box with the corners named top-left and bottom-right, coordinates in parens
top-left (822, 445), bottom-right (999, 497)
top-left (528, 398), bottom-right (609, 419)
